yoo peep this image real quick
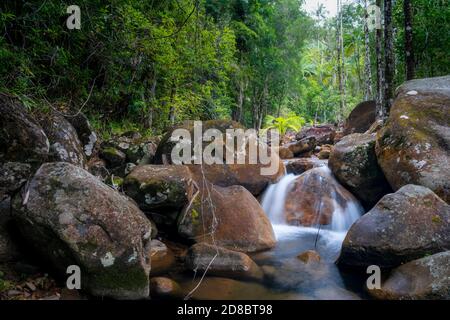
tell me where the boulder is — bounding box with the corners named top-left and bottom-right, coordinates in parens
top-left (178, 184), bottom-right (276, 253)
top-left (149, 239), bottom-right (176, 276)
top-left (329, 133), bottom-right (391, 208)
top-left (369, 251), bottom-right (450, 300)
top-left (338, 185), bottom-right (450, 269)
top-left (285, 167), bottom-right (363, 228)
top-left (0, 162), bottom-right (32, 201)
top-left (185, 243), bottom-right (263, 281)
top-left (38, 112), bottom-right (86, 168)
top-left (0, 93), bottom-right (49, 164)
top-left (284, 157), bottom-right (327, 175)
top-left (65, 113), bottom-right (98, 158)
top-left (343, 100), bottom-right (376, 135)
top-left (296, 124), bottom-right (336, 146)
top-left (376, 76), bottom-right (450, 203)
top-left (155, 120), bottom-right (284, 196)
top-left (123, 165), bottom-right (194, 221)
top-left (12, 162), bottom-right (153, 299)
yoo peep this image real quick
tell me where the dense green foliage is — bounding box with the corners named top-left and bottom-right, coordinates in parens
top-left (0, 1), bottom-right (448, 135)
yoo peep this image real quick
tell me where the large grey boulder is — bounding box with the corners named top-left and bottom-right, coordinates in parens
top-left (376, 76), bottom-right (450, 203)
top-left (338, 184), bottom-right (450, 268)
top-left (12, 162), bottom-right (153, 299)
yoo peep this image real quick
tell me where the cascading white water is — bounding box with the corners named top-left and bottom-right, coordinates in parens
top-left (261, 174), bottom-right (298, 224)
top-left (261, 166), bottom-right (364, 244)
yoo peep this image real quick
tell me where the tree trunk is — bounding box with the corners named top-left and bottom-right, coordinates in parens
top-left (363, 0), bottom-right (373, 100)
top-left (404, 0), bottom-right (415, 80)
top-left (375, 0), bottom-right (385, 120)
top-left (384, 0), bottom-right (395, 117)
top-left (336, 0), bottom-right (346, 123)
top-left (168, 86), bottom-right (176, 125)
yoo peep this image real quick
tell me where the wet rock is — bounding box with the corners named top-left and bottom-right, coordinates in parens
top-left (185, 243), bottom-right (263, 282)
top-left (38, 112), bottom-right (86, 168)
top-left (65, 113), bottom-right (98, 158)
top-left (338, 184), bottom-right (450, 269)
top-left (123, 165), bottom-right (194, 224)
top-left (296, 124), bottom-right (336, 146)
top-left (369, 251), bottom-right (450, 300)
top-left (149, 239), bottom-right (176, 276)
top-left (150, 277), bottom-right (182, 299)
top-left (284, 157), bottom-right (327, 175)
top-left (0, 93), bottom-right (49, 164)
top-left (0, 162), bottom-right (32, 200)
top-left (329, 133), bottom-right (391, 208)
top-left (343, 100), bottom-right (376, 135)
top-left (297, 250), bottom-right (321, 264)
top-left (12, 162), bottom-right (153, 299)
top-left (178, 184), bottom-right (276, 253)
top-left (376, 76), bottom-right (450, 203)
top-left (285, 167), bottom-right (363, 227)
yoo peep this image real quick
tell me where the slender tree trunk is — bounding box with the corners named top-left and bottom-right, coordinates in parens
top-left (336, 0), bottom-right (345, 123)
top-left (375, 0), bottom-right (385, 120)
top-left (236, 79), bottom-right (245, 123)
top-left (147, 70), bottom-right (157, 129)
top-left (404, 0), bottom-right (415, 80)
top-left (168, 85), bottom-right (176, 125)
top-left (363, 0), bottom-right (373, 100)
top-left (384, 0), bottom-right (395, 117)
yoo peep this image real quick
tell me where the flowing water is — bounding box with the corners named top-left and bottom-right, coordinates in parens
top-left (177, 166), bottom-right (368, 300)
top-left (254, 166), bottom-right (368, 299)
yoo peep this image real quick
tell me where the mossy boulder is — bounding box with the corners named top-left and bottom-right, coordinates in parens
top-left (329, 133), bottom-right (392, 208)
top-left (12, 162), bottom-right (153, 299)
top-left (375, 76), bottom-right (450, 203)
top-left (178, 184), bottom-right (276, 253)
top-left (338, 184), bottom-right (450, 269)
top-left (38, 112), bottom-right (87, 168)
top-left (123, 165), bottom-right (194, 226)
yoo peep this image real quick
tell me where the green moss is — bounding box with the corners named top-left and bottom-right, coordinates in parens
top-left (89, 265), bottom-right (148, 292)
top-left (431, 215), bottom-right (442, 224)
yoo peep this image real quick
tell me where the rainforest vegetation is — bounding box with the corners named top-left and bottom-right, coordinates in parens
top-left (1, 0), bottom-right (449, 136)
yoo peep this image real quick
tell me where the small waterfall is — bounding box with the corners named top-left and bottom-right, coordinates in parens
top-left (261, 166), bottom-right (364, 243)
top-left (261, 174), bottom-right (297, 224)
